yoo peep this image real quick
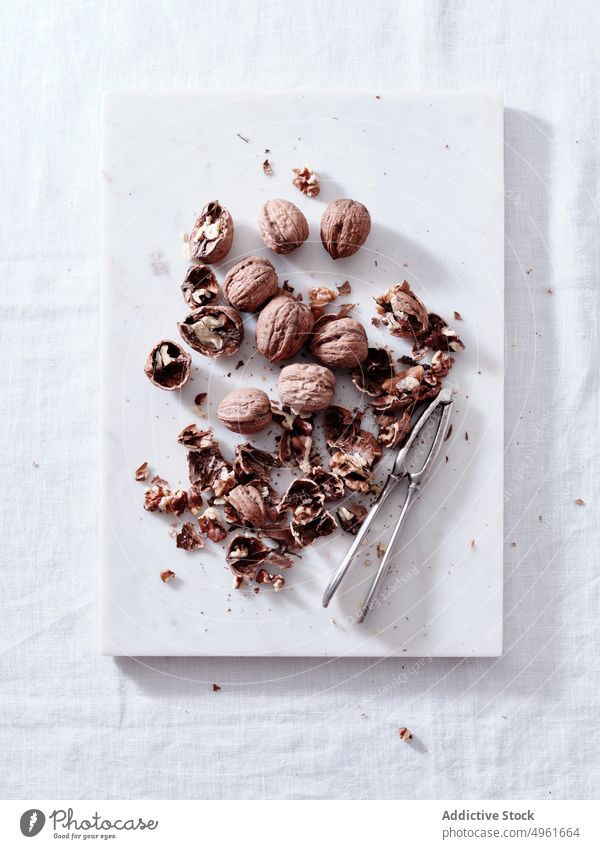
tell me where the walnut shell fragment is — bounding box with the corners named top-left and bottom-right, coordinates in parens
top-left (217, 387), bottom-right (272, 435)
top-left (258, 199), bottom-right (308, 255)
top-left (226, 534), bottom-right (291, 580)
top-left (233, 443), bottom-right (282, 484)
top-left (144, 340), bottom-right (191, 390)
top-left (225, 484), bottom-right (267, 530)
top-left (352, 347), bottom-right (395, 396)
top-left (320, 199), bottom-right (371, 259)
top-left (256, 294), bottom-right (314, 362)
top-left (309, 466), bottom-right (345, 501)
top-left (375, 281), bottom-right (464, 359)
top-left (181, 265), bottom-right (219, 309)
top-left (272, 402), bottom-right (317, 472)
top-left (188, 200), bottom-right (234, 263)
top-left (277, 363), bottom-right (336, 414)
top-left (309, 309), bottom-right (368, 368)
top-left (176, 522), bottom-right (204, 551)
top-left (337, 501), bottom-right (368, 534)
top-left (179, 305), bottom-right (243, 358)
top-left (223, 256), bottom-right (278, 312)
top-left (144, 477), bottom-right (188, 516)
top-left (198, 507), bottom-right (228, 542)
top-left (185, 429), bottom-right (235, 499)
top-left (278, 478), bottom-right (325, 525)
top-left (291, 510), bottom-right (337, 547)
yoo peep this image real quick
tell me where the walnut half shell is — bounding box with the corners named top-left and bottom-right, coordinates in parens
top-left (188, 200), bottom-right (234, 263)
top-left (179, 305), bottom-right (243, 358)
top-left (181, 265), bottom-right (219, 309)
top-left (217, 387), bottom-right (272, 434)
top-left (144, 340), bottom-right (191, 390)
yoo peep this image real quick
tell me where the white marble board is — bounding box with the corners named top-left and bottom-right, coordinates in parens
top-left (101, 92), bottom-right (504, 657)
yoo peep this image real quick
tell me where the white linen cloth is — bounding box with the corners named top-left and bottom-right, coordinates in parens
top-left (1, 0), bottom-right (598, 800)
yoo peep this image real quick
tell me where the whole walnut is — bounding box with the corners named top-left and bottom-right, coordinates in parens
top-left (223, 256), bottom-right (278, 312)
top-left (277, 364), bottom-right (336, 413)
top-left (188, 200), bottom-right (234, 263)
top-left (258, 199), bottom-right (309, 254)
top-left (320, 199), bottom-right (371, 259)
top-left (217, 387), bottom-right (272, 434)
top-left (255, 294), bottom-right (314, 362)
top-left (309, 312), bottom-right (369, 368)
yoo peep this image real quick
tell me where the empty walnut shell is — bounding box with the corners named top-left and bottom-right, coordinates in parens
top-left (178, 305), bottom-right (243, 358)
top-left (181, 265), bottom-right (219, 309)
top-left (217, 387), bottom-right (272, 434)
top-left (188, 200), bottom-right (234, 263)
top-left (277, 363), bottom-right (336, 413)
top-left (223, 256), bottom-right (278, 312)
top-left (320, 199), bottom-right (371, 259)
top-left (255, 294), bottom-right (314, 362)
top-left (144, 340), bottom-right (191, 390)
top-left (258, 198), bottom-right (309, 254)
top-left (309, 315), bottom-right (368, 368)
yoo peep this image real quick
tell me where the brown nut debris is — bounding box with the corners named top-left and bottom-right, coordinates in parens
top-left (226, 534), bottom-right (271, 579)
top-left (144, 477), bottom-right (188, 516)
top-left (309, 466), bottom-right (345, 501)
top-left (187, 487), bottom-right (203, 516)
top-left (177, 423), bottom-right (217, 450)
top-left (223, 256), bottom-right (278, 312)
top-left (176, 522), bottom-right (204, 551)
top-left (337, 501), bottom-right (368, 534)
top-left (188, 200), bottom-right (233, 263)
top-left (186, 430), bottom-right (235, 499)
top-left (179, 305), bottom-right (243, 358)
top-left (277, 363), bottom-right (336, 414)
top-left (233, 442), bottom-right (282, 484)
top-left (198, 507), bottom-right (228, 542)
top-left (160, 569), bottom-right (176, 583)
top-left (255, 294), bottom-right (314, 362)
top-left (181, 265), bottom-right (219, 309)
top-left (258, 198), bottom-right (309, 255)
top-left (278, 478), bottom-right (325, 525)
top-left (217, 387), bottom-right (272, 434)
top-left (225, 484), bottom-right (267, 530)
top-left (398, 727), bottom-right (413, 741)
top-left (329, 451), bottom-right (372, 493)
top-left (144, 340), bottom-right (191, 390)
top-left (272, 403), bottom-right (318, 472)
top-left (377, 410), bottom-right (412, 448)
top-left (291, 510), bottom-right (337, 547)
top-left (320, 199), bottom-right (371, 259)
top-left (292, 165), bottom-right (320, 197)
top-left (324, 405), bottom-right (363, 451)
top-left (375, 281), bottom-right (464, 359)
top-left (134, 462), bottom-right (149, 481)
top-left (309, 311), bottom-right (368, 368)
top-left (352, 347), bottom-right (395, 396)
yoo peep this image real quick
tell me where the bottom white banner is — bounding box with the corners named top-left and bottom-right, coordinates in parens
top-left (0, 800), bottom-right (598, 848)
